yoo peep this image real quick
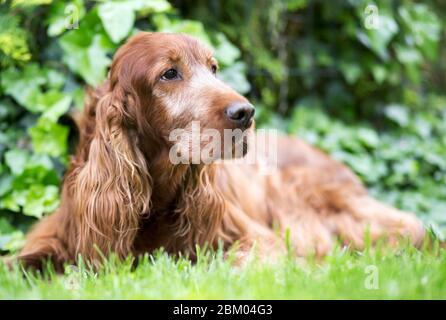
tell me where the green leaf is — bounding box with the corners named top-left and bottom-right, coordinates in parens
top-left (61, 32), bottom-right (112, 86)
top-left (0, 231), bottom-right (25, 252)
top-left (357, 13), bottom-right (398, 60)
top-left (218, 62), bottom-right (250, 94)
top-left (339, 62), bottom-right (362, 84)
top-left (45, 69), bottom-right (66, 89)
top-left (4, 149), bottom-right (29, 175)
top-left (0, 174), bottom-right (13, 197)
top-left (395, 45), bottom-right (422, 65)
top-left (370, 64), bottom-right (387, 84)
top-left (152, 14), bottom-right (211, 45)
top-left (0, 13), bottom-right (31, 64)
top-left (98, 1), bottom-right (135, 43)
top-left (0, 193), bottom-right (20, 212)
top-left (0, 99), bottom-right (20, 121)
top-left (1, 64), bottom-right (47, 112)
top-left (29, 118), bottom-right (69, 157)
top-left (384, 104), bottom-right (409, 127)
top-left (22, 185), bottom-right (60, 218)
top-left (399, 5), bottom-right (441, 60)
top-left (0, 218), bottom-right (14, 234)
top-left (357, 128), bottom-right (379, 149)
top-left (392, 159), bottom-right (419, 180)
top-left (40, 91), bottom-right (72, 122)
top-left (286, 0), bottom-right (307, 10)
top-left (129, 0), bottom-right (171, 13)
top-left (12, 0), bottom-right (52, 7)
top-left (1, 64), bottom-right (68, 118)
top-left (59, 10), bottom-right (113, 86)
top-left (11, 155), bottom-right (58, 190)
top-left (72, 86), bottom-right (86, 110)
top-left (214, 33), bottom-right (240, 66)
top-left (412, 116), bottom-right (432, 138)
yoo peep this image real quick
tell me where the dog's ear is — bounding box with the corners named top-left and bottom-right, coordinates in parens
top-left (71, 86), bottom-right (151, 265)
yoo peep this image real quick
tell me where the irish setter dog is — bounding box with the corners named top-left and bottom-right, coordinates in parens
top-left (17, 32), bottom-right (425, 270)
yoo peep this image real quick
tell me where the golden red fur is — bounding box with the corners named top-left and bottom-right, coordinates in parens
top-left (18, 33), bottom-right (425, 270)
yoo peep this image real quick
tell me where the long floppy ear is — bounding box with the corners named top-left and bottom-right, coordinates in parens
top-left (71, 87), bottom-right (151, 265)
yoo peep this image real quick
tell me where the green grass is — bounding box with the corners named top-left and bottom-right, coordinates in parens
top-left (1, 242), bottom-right (446, 299)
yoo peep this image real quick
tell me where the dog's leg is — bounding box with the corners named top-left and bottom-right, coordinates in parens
top-left (326, 195), bottom-right (425, 249)
top-left (281, 212), bottom-right (335, 257)
top-left (221, 201), bottom-right (287, 266)
top-left (274, 164), bottom-right (425, 254)
top-left (281, 196), bottom-right (424, 257)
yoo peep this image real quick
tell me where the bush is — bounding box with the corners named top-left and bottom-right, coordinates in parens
top-left (0, 0), bottom-right (445, 253)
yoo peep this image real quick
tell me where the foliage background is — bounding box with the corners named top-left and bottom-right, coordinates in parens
top-left (0, 0), bottom-right (445, 254)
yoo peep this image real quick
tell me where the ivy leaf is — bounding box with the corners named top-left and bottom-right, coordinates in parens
top-left (59, 10), bottom-right (113, 86)
top-left (0, 231), bottom-right (25, 252)
top-left (39, 91), bottom-right (72, 122)
top-left (385, 104), bottom-right (410, 127)
top-left (218, 62), bottom-right (250, 94)
top-left (1, 184), bottom-right (59, 219)
top-left (412, 116), bottom-right (432, 139)
top-left (0, 174), bottom-right (13, 197)
top-left (11, 0), bottom-right (52, 7)
top-left (45, 69), bottom-right (66, 89)
top-left (399, 5), bottom-right (441, 60)
top-left (152, 14), bottom-right (211, 45)
top-left (1, 64), bottom-right (47, 112)
top-left (129, 0), bottom-right (171, 14)
top-left (0, 99), bottom-right (20, 121)
top-left (4, 149), bottom-right (29, 175)
top-left (339, 61), bottom-right (362, 84)
top-left (46, 0), bottom-right (86, 37)
top-left (357, 128), bottom-right (379, 149)
top-left (357, 13), bottom-right (398, 60)
top-left (61, 32), bottom-right (112, 86)
top-left (29, 118), bottom-right (69, 157)
top-left (97, 0), bottom-right (172, 44)
top-left (214, 33), bottom-right (240, 66)
top-left (0, 218), bottom-right (14, 234)
top-left (0, 13), bottom-right (31, 65)
top-left (0, 193), bottom-right (20, 212)
top-left (1, 64), bottom-right (67, 114)
top-left (370, 64), bottom-right (387, 84)
top-left (395, 45), bottom-right (422, 65)
top-left (98, 1), bottom-right (135, 43)
top-left (287, 0), bottom-right (307, 10)
top-left (72, 86), bottom-right (86, 110)
top-left (11, 155), bottom-right (59, 190)
top-left (22, 185), bottom-right (60, 218)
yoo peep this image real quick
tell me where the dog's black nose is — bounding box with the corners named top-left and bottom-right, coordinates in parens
top-left (224, 102), bottom-right (255, 128)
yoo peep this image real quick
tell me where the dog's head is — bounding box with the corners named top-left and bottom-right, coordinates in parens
top-left (66, 32), bottom-right (255, 262)
top-left (107, 32), bottom-right (255, 163)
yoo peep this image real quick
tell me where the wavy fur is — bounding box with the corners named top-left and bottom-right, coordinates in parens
top-left (17, 33), bottom-right (425, 270)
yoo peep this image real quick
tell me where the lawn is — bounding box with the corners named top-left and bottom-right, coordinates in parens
top-left (1, 242), bottom-right (445, 299)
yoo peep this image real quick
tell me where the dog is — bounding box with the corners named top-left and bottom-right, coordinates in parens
top-left (17, 32), bottom-right (425, 270)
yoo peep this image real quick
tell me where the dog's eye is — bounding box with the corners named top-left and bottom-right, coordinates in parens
top-left (211, 64), bottom-right (217, 75)
top-left (161, 68), bottom-right (178, 80)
